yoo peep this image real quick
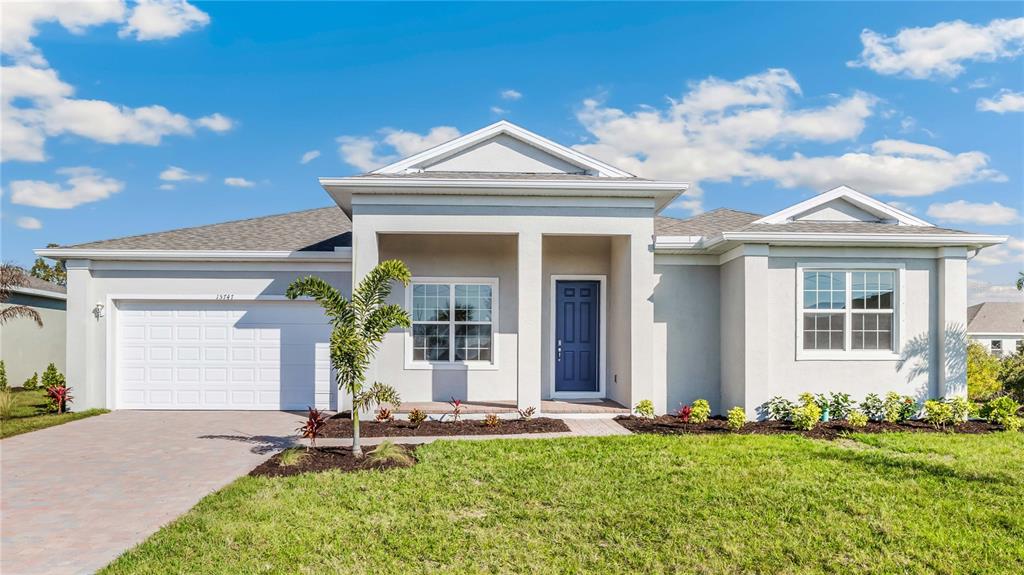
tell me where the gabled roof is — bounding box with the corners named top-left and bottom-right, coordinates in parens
top-left (967, 302), bottom-right (1024, 335)
top-left (655, 209), bottom-right (762, 237)
top-left (753, 186), bottom-right (932, 227)
top-left (372, 120), bottom-right (636, 178)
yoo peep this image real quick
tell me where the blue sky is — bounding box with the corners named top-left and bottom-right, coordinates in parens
top-left (2, 1), bottom-right (1022, 301)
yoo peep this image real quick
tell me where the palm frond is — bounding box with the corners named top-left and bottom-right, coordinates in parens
top-left (0, 263), bottom-right (32, 303)
top-left (0, 305), bottom-right (43, 327)
top-left (351, 259), bottom-right (411, 322)
top-left (286, 276), bottom-right (349, 325)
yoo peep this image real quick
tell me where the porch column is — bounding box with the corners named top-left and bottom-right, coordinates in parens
top-left (937, 248), bottom-right (968, 399)
top-left (517, 232), bottom-right (543, 411)
top-left (629, 234), bottom-right (657, 413)
top-left (350, 219), bottom-right (379, 413)
top-left (65, 260), bottom-right (102, 409)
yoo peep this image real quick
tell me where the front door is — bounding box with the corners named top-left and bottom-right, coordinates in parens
top-left (554, 280), bottom-right (600, 393)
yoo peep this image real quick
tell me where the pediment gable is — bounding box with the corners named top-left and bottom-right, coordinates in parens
top-left (754, 186), bottom-right (932, 227)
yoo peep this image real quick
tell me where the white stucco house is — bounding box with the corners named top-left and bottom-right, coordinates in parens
top-left (967, 302), bottom-right (1024, 357)
top-left (38, 121), bottom-right (1007, 418)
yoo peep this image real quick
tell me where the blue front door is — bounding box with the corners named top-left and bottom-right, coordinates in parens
top-left (555, 281), bottom-right (600, 393)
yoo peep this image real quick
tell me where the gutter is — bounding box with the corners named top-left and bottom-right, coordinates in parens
top-left (35, 247), bottom-right (353, 263)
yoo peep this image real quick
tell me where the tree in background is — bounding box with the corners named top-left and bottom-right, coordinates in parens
top-left (30, 245), bottom-right (66, 286)
top-left (0, 360), bottom-right (8, 391)
top-left (1, 264), bottom-right (43, 327)
top-left (1017, 271), bottom-right (1023, 292)
top-left (967, 341), bottom-right (1002, 401)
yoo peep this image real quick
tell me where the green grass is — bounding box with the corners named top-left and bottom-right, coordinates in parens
top-left (103, 433), bottom-right (1024, 574)
top-left (0, 388), bottom-right (108, 439)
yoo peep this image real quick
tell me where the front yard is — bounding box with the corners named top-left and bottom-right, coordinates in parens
top-left (0, 388), bottom-right (108, 439)
top-left (104, 432), bottom-right (1022, 574)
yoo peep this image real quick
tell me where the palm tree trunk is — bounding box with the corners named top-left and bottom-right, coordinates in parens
top-left (351, 390), bottom-right (363, 458)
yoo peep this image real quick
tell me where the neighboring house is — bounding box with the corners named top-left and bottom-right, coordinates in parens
top-left (967, 302), bottom-right (1024, 357)
top-left (37, 121), bottom-right (1007, 418)
top-left (0, 275), bottom-right (67, 387)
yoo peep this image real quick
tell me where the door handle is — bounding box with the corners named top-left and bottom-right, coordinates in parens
top-left (557, 339), bottom-right (562, 362)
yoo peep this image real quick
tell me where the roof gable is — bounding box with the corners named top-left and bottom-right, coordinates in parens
top-left (754, 186), bottom-right (932, 227)
top-left (372, 120), bottom-right (634, 178)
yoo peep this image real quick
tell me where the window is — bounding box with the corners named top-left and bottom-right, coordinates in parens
top-left (410, 279), bottom-right (496, 365)
top-left (990, 340), bottom-right (1003, 357)
top-left (800, 268), bottom-right (898, 356)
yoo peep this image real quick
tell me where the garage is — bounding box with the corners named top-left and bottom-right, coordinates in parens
top-left (116, 300), bottom-right (333, 410)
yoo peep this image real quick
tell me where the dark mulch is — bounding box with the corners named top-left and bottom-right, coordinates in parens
top-left (615, 415), bottom-right (1003, 440)
top-left (249, 446), bottom-right (415, 478)
top-left (322, 416), bottom-right (569, 438)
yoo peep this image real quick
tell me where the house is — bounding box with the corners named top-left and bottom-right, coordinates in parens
top-left (967, 302), bottom-right (1024, 357)
top-left (37, 121), bottom-right (1007, 418)
top-left (1, 275), bottom-right (67, 387)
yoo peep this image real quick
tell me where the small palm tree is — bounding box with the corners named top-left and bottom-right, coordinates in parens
top-left (1, 264), bottom-right (43, 327)
top-left (286, 260), bottom-right (411, 457)
top-left (1017, 271), bottom-right (1023, 292)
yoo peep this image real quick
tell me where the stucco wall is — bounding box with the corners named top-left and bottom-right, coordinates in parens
top-left (377, 234), bottom-right (519, 403)
top-left (1, 294), bottom-right (67, 387)
top-left (653, 263), bottom-right (721, 413)
top-left (719, 258), bottom-right (746, 414)
top-left (65, 262), bottom-right (351, 410)
top-left (969, 335), bottom-right (1023, 357)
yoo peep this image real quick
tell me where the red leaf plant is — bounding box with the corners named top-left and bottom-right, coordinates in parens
top-left (297, 407), bottom-right (327, 449)
top-left (448, 397), bottom-right (464, 422)
top-left (677, 404), bottom-right (692, 423)
top-left (45, 385), bottom-right (72, 414)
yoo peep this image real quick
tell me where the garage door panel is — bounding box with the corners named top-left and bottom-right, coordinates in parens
top-left (117, 301), bottom-right (331, 410)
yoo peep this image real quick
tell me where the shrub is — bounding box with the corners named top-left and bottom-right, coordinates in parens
top-left (948, 397), bottom-right (972, 424)
top-left (23, 372), bottom-right (38, 390)
top-left (677, 404), bottom-right (693, 423)
top-left (967, 341), bottom-right (1002, 400)
top-left (726, 407), bottom-right (746, 432)
top-left (448, 397), bottom-right (464, 422)
top-left (924, 400), bottom-right (954, 430)
top-left (859, 393), bottom-right (885, 421)
top-left (634, 399), bottom-right (655, 419)
top-left (798, 392), bottom-right (816, 407)
top-left (375, 407), bottom-right (394, 422)
top-left (828, 393), bottom-right (853, 420)
top-left (45, 385), bottom-right (72, 414)
top-left (765, 396), bottom-right (794, 421)
top-left (366, 440), bottom-right (414, 468)
top-left (407, 408), bottom-right (427, 425)
top-left (690, 399), bottom-right (711, 424)
top-left (813, 394), bottom-right (831, 419)
top-left (1003, 416), bottom-right (1023, 432)
top-left (297, 407), bottom-right (327, 448)
top-left (982, 396), bottom-right (1022, 430)
top-left (791, 403), bottom-right (822, 431)
top-left (999, 350), bottom-right (1024, 401)
top-left (278, 447), bottom-right (309, 467)
top-left (518, 406), bottom-right (536, 420)
top-left (883, 392), bottom-right (916, 423)
top-left (0, 389), bottom-right (14, 419)
top-left (847, 410), bottom-right (868, 428)
top-left (41, 363), bottom-right (65, 390)
top-left (0, 360), bottom-right (7, 391)
top-left (483, 413), bottom-right (501, 427)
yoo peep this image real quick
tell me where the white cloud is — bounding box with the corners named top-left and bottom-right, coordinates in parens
top-left (849, 18), bottom-right (1024, 79)
top-left (196, 113), bottom-right (234, 132)
top-left (159, 165), bottom-right (205, 182)
top-left (926, 200), bottom-right (1020, 225)
top-left (572, 69), bottom-right (1003, 212)
top-left (971, 237), bottom-right (1024, 266)
top-left (300, 150), bottom-right (321, 164)
top-left (977, 90), bottom-right (1024, 113)
top-left (968, 279), bottom-right (1024, 304)
top-left (9, 167), bottom-right (125, 209)
top-left (16, 216), bottom-right (42, 230)
top-left (500, 89), bottom-right (522, 101)
top-left (224, 177), bottom-right (255, 188)
top-left (336, 126), bottom-right (461, 172)
top-left (490, 106), bottom-right (509, 115)
top-left (888, 201), bottom-right (916, 214)
top-left (158, 183), bottom-right (175, 190)
top-left (0, 1), bottom-right (126, 66)
top-left (119, 0), bottom-right (210, 41)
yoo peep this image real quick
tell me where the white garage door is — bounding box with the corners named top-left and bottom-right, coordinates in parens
top-left (117, 301), bottom-right (332, 410)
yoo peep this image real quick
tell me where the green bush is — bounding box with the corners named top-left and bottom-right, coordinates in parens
top-left (798, 392), bottom-right (816, 407)
top-left (726, 407), bottom-right (746, 432)
top-left (0, 360), bottom-right (8, 391)
top-left (998, 350), bottom-right (1024, 401)
top-left (765, 396), bottom-right (794, 421)
top-left (981, 396), bottom-right (1022, 430)
top-left (968, 341), bottom-right (1002, 401)
top-left (634, 399), bottom-right (655, 419)
top-left (23, 372), bottom-right (39, 390)
top-left (690, 399), bottom-right (711, 424)
top-left (1003, 416), bottom-right (1023, 432)
top-left (883, 392), bottom-right (916, 423)
top-left (847, 410), bottom-right (868, 428)
top-left (407, 409), bottom-right (427, 425)
top-left (0, 388), bottom-right (14, 419)
top-left (948, 397), bottom-right (972, 423)
top-left (791, 403), bottom-right (822, 431)
top-left (924, 400), bottom-right (954, 430)
top-left (828, 393), bottom-right (853, 420)
top-left (859, 393), bottom-right (885, 421)
top-left (41, 363), bottom-right (65, 389)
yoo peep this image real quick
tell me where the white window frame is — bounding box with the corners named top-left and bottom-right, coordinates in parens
top-left (795, 262), bottom-right (905, 361)
top-left (404, 277), bottom-right (499, 370)
top-left (990, 340), bottom-right (1003, 357)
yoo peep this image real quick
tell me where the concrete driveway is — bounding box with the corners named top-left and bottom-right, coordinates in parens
top-left (1, 410), bottom-right (304, 575)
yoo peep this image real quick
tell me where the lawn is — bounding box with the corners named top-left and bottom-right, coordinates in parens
top-left (103, 433), bottom-right (1023, 575)
top-left (0, 388), bottom-right (108, 439)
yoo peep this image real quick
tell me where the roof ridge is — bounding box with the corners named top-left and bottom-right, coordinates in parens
top-left (64, 206), bottom-right (340, 248)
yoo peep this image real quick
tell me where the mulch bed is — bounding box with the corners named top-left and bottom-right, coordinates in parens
top-left (322, 416), bottom-right (569, 438)
top-left (615, 415), bottom-right (1003, 440)
top-left (249, 446), bottom-right (416, 478)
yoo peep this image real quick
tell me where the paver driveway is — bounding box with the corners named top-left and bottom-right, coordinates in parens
top-left (1, 410), bottom-right (304, 575)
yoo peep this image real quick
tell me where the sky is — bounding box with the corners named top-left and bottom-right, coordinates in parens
top-left (1, 1), bottom-right (1022, 303)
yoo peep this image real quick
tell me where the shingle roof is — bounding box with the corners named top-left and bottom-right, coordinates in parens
top-left (18, 274), bottom-right (67, 295)
top-left (734, 222), bottom-right (972, 235)
top-left (967, 302), bottom-right (1024, 334)
top-left (654, 209), bottom-right (762, 236)
top-left (64, 207), bottom-right (351, 252)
